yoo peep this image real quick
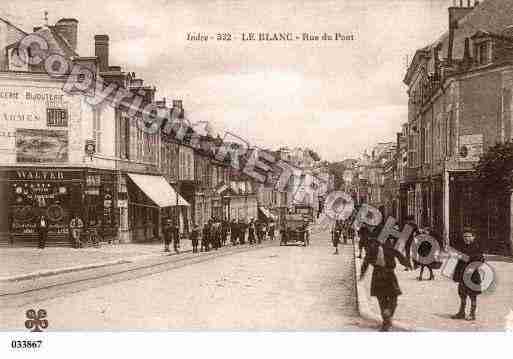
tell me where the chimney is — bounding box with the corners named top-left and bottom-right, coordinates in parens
top-left (94, 35), bottom-right (109, 73)
top-left (463, 37), bottom-right (472, 61)
top-left (172, 99), bottom-right (183, 110)
top-left (447, 3), bottom-right (474, 66)
top-left (172, 100), bottom-right (184, 118)
top-left (55, 18), bottom-right (78, 51)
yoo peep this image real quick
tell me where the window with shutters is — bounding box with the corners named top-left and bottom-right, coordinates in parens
top-left (93, 107), bottom-right (102, 154)
top-left (424, 124), bottom-right (431, 164)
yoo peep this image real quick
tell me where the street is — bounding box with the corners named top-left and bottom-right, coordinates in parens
top-left (0, 231), bottom-right (374, 330)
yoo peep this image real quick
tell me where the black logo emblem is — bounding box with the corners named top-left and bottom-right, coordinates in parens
top-left (25, 309), bottom-right (48, 332)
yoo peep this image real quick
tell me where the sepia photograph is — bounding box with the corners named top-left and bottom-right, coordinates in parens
top-left (0, 0), bottom-right (513, 355)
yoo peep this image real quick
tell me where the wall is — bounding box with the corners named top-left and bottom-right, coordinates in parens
top-left (0, 72), bottom-right (117, 169)
top-left (459, 71), bottom-right (502, 152)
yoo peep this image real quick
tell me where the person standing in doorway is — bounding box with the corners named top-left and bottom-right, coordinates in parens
top-left (37, 215), bottom-right (48, 249)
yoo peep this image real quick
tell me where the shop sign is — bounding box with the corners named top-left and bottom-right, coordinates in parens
top-left (10, 169), bottom-right (81, 181)
top-left (47, 108), bottom-right (68, 127)
top-left (85, 139), bottom-right (96, 158)
top-left (16, 128), bottom-right (69, 163)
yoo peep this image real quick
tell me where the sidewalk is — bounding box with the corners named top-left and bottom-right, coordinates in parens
top-left (355, 246), bottom-right (513, 331)
top-left (0, 240), bottom-right (193, 281)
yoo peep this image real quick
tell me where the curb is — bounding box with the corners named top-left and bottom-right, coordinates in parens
top-left (352, 242), bottom-right (430, 332)
top-left (0, 248), bottom-right (193, 283)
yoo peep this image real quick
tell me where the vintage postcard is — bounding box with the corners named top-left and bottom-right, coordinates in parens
top-left (1, 0), bottom-right (513, 354)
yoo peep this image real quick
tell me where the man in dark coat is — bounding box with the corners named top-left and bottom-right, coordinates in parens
top-left (451, 228), bottom-right (485, 321)
top-left (239, 219), bottom-right (247, 245)
top-left (268, 220), bottom-right (275, 241)
top-left (171, 221), bottom-right (180, 253)
top-left (201, 222), bottom-right (211, 252)
top-left (37, 215), bottom-right (48, 249)
top-left (163, 218), bottom-right (173, 252)
top-left (360, 235), bottom-right (411, 331)
top-left (190, 224), bottom-right (200, 253)
top-left (332, 223), bottom-right (342, 255)
top-left (221, 220), bottom-right (229, 247)
top-left (230, 219), bottom-right (238, 245)
top-left (248, 219), bottom-right (256, 245)
top-left (256, 220), bottom-right (264, 244)
top-left (212, 220), bottom-right (221, 250)
top-left (357, 223), bottom-right (370, 259)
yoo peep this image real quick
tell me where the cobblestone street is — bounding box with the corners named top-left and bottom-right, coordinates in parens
top-left (0, 232), bottom-right (373, 330)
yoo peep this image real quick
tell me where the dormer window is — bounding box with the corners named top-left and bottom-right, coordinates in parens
top-left (477, 41), bottom-right (491, 65)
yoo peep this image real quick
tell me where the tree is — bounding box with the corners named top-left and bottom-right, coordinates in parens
top-left (474, 141), bottom-right (513, 194)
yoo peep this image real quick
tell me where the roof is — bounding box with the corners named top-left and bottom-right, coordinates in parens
top-left (405, 0), bottom-right (513, 83)
top-left (6, 25), bottom-right (78, 59)
top-left (435, 0), bottom-right (513, 59)
top-left (0, 16), bottom-right (27, 35)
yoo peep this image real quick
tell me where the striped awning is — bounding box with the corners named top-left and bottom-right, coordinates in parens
top-left (127, 173), bottom-right (190, 208)
top-left (258, 206), bottom-right (276, 221)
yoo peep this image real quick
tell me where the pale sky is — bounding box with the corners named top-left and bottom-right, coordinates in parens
top-left (2, 0), bottom-right (454, 161)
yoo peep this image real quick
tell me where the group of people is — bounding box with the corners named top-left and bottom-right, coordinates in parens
top-left (354, 214), bottom-right (486, 331)
top-left (165, 217), bottom-right (277, 254)
top-left (33, 213), bottom-right (97, 249)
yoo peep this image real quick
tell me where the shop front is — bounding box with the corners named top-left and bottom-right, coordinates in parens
top-left (126, 173), bottom-right (190, 242)
top-left (0, 167), bottom-right (118, 246)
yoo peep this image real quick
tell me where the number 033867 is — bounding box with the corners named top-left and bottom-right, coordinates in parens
top-left (11, 340), bottom-right (42, 349)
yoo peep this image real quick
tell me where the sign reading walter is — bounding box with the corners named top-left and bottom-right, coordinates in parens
top-left (16, 128), bottom-right (69, 163)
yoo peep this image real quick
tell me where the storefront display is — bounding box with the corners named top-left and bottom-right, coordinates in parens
top-left (6, 168), bottom-right (81, 243)
top-left (1, 167), bottom-right (119, 246)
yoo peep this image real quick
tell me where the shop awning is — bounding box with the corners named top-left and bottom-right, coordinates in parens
top-left (258, 206), bottom-right (276, 221)
top-left (215, 183), bottom-right (230, 196)
top-left (127, 173), bottom-right (190, 208)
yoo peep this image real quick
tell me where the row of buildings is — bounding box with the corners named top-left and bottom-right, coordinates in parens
top-left (0, 16), bottom-right (333, 246)
top-left (343, 0), bottom-right (513, 256)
